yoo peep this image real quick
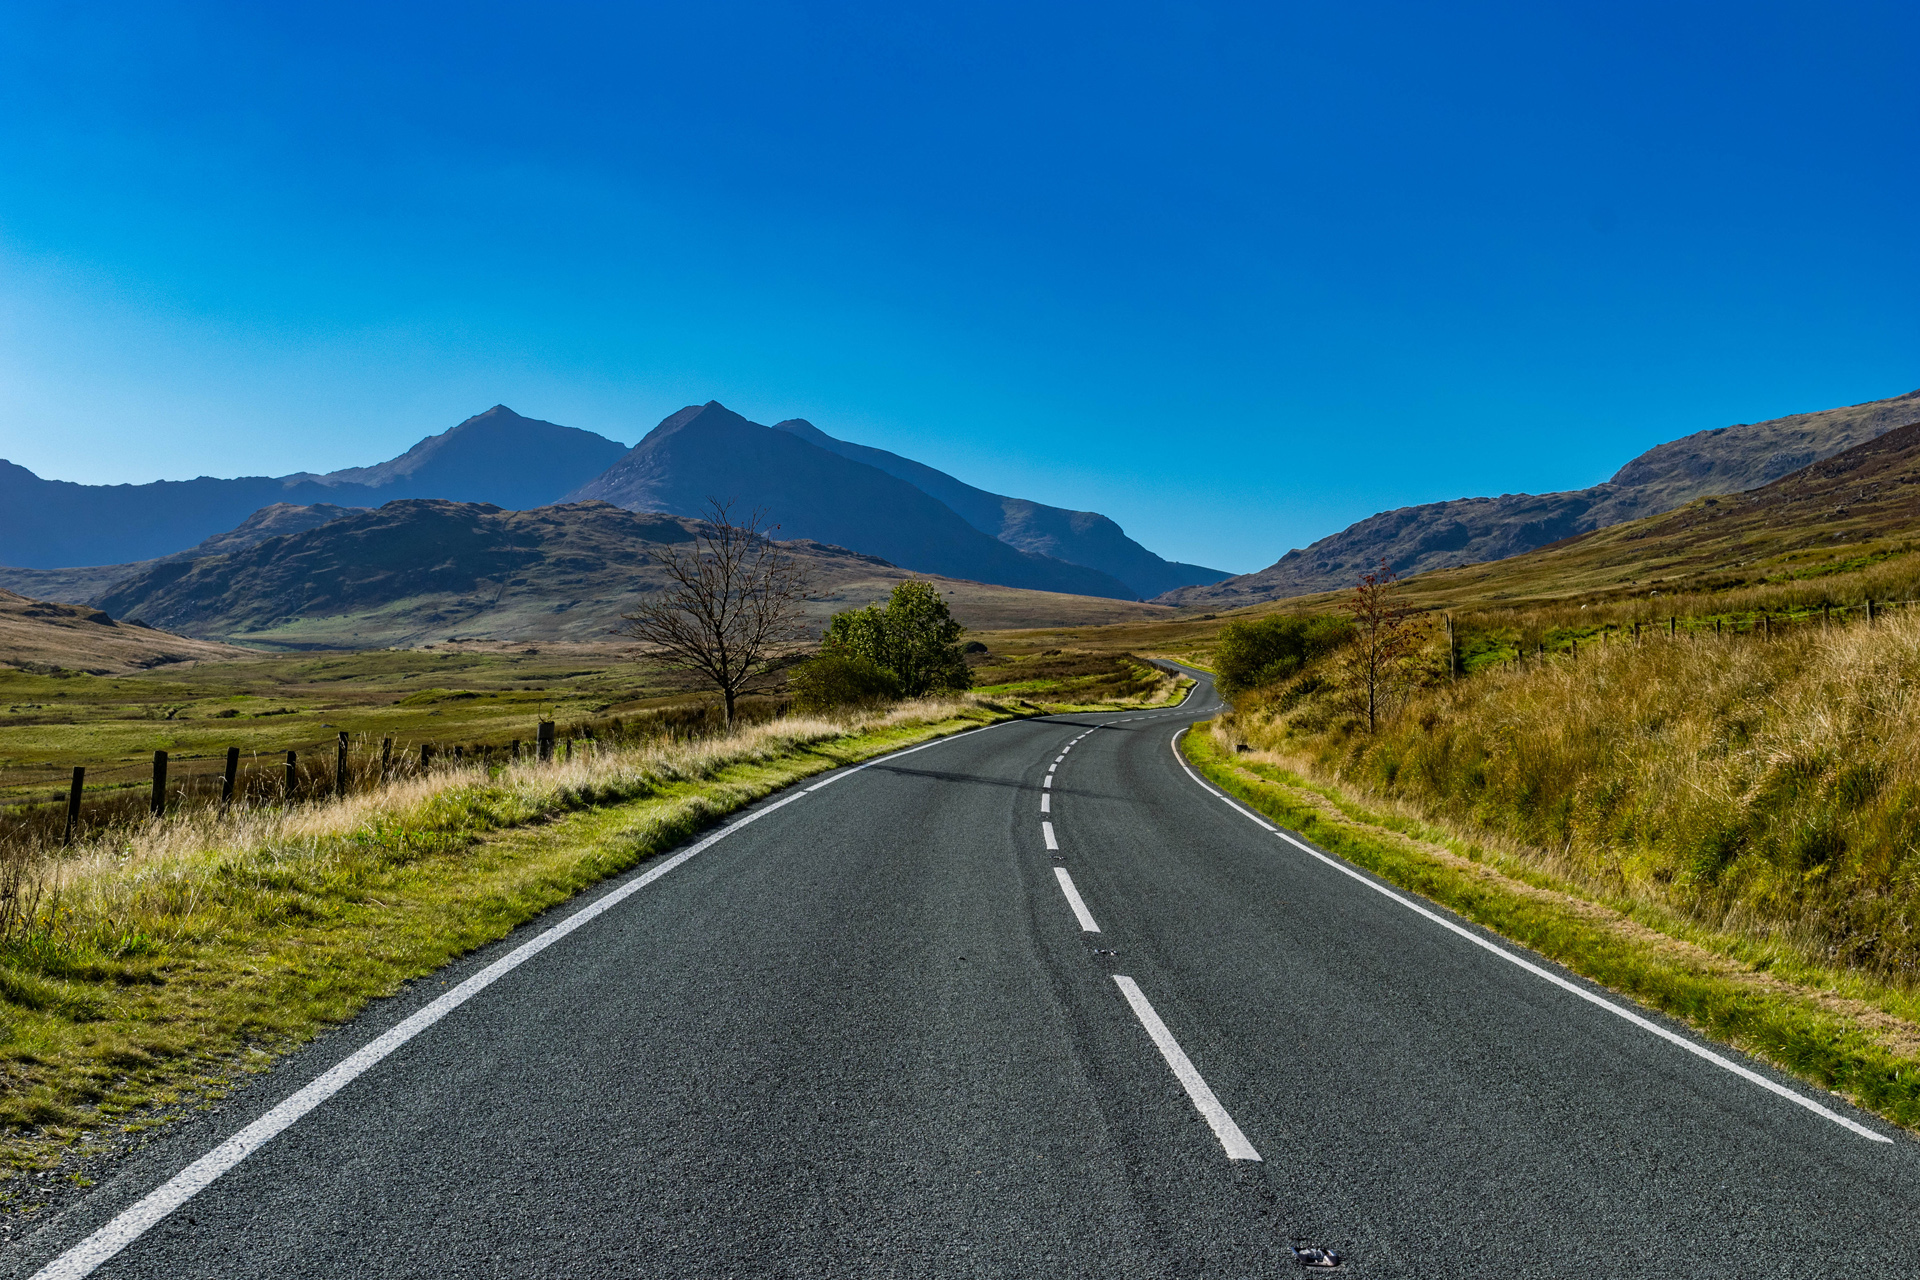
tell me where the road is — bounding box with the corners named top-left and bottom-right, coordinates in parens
top-left (10, 668), bottom-right (1920, 1278)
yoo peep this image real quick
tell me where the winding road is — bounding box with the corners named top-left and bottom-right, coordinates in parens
top-left (11, 669), bottom-right (1919, 1278)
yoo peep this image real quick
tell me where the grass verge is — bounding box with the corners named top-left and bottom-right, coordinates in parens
top-left (0, 698), bottom-right (1021, 1198)
top-left (1181, 725), bottom-right (1920, 1132)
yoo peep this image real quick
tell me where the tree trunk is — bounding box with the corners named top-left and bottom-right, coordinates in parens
top-left (724, 689), bottom-right (737, 727)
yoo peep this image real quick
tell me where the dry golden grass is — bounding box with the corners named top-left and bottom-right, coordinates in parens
top-left (1239, 613), bottom-right (1920, 979)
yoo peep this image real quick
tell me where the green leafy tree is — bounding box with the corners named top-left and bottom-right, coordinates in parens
top-left (822, 581), bottom-right (972, 698)
top-left (1214, 613), bottom-right (1354, 697)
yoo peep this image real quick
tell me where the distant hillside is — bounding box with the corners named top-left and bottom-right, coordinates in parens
top-left (97, 499), bottom-right (1173, 649)
top-left (1161, 387), bottom-right (1920, 608)
top-left (0, 588), bottom-right (248, 675)
top-left (569, 402), bottom-right (1141, 599)
top-left (0, 503), bottom-right (362, 605)
top-left (769, 418), bottom-right (1226, 598)
top-left (0, 406), bottom-right (626, 569)
top-left (1252, 415), bottom-right (1920, 618)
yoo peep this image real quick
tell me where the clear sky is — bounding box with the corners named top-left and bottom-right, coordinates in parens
top-left (1, 2), bottom-right (1915, 573)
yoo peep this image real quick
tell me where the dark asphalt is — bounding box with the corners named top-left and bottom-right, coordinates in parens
top-left (10, 670), bottom-right (1920, 1278)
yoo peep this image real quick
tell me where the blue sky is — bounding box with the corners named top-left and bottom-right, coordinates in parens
top-left (1, 2), bottom-right (1914, 574)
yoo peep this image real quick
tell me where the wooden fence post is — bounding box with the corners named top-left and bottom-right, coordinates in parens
top-left (335, 731), bottom-right (349, 799)
top-left (64, 767), bottom-right (84, 845)
top-left (1669, 616), bottom-right (1676, 638)
top-left (420, 743), bottom-right (433, 771)
top-left (381, 737), bottom-right (393, 780)
top-left (285, 750), bottom-right (297, 799)
top-left (1868, 598), bottom-right (1876, 626)
top-left (221, 746), bottom-right (240, 809)
top-left (151, 750), bottom-right (168, 819)
top-left (1445, 614), bottom-right (1457, 681)
top-left (538, 720), bottom-right (556, 763)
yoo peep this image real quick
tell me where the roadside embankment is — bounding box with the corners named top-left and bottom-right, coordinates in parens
top-left (1186, 673), bottom-right (1920, 1130)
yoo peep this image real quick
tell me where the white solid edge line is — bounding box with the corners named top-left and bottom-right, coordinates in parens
top-left (1166, 730), bottom-right (1893, 1145)
top-left (1054, 867), bottom-right (1101, 932)
top-left (1043, 820), bottom-right (1059, 850)
top-left (1112, 975), bottom-right (1260, 1161)
top-left (29, 721), bottom-right (1015, 1280)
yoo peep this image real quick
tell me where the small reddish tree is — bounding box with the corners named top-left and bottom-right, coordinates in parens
top-left (1344, 558), bottom-right (1424, 732)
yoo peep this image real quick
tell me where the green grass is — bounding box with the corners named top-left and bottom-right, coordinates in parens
top-left (1181, 726), bottom-right (1920, 1132)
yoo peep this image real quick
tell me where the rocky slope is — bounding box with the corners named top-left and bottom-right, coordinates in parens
top-left (769, 417), bottom-right (1225, 597)
top-left (1160, 387), bottom-right (1920, 608)
top-left (569, 402), bottom-right (1141, 599)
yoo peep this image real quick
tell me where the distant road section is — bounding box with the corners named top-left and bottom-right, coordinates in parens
top-left (14, 670), bottom-right (1920, 1279)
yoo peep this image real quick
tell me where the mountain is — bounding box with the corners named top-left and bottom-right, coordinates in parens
top-left (1304, 415), bottom-right (1920, 618)
top-left (95, 500), bottom-right (1174, 649)
top-left (0, 503), bottom-right (363, 605)
top-left (0, 588), bottom-right (247, 675)
top-left (767, 418), bottom-right (1226, 598)
top-left (0, 407), bottom-right (627, 569)
top-left (567, 402), bottom-right (1141, 599)
top-left (1160, 387), bottom-right (1920, 609)
top-left (288, 405), bottom-right (629, 509)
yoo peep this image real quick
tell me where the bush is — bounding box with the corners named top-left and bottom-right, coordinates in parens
top-left (1215, 613), bottom-right (1354, 695)
top-left (787, 654), bottom-right (904, 713)
top-left (822, 581), bottom-right (972, 697)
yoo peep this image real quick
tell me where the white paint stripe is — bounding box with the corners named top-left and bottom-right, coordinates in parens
top-left (1112, 976), bottom-right (1261, 1161)
top-left (1043, 821), bottom-right (1059, 850)
top-left (1043, 776), bottom-right (1053, 788)
top-left (1048, 764), bottom-right (1057, 774)
top-left (1167, 730), bottom-right (1892, 1145)
top-left (28, 724), bottom-right (1011, 1280)
top-left (1041, 793), bottom-right (1051, 813)
top-left (1055, 754), bottom-right (1066, 762)
top-left (1053, 867), bottom-right (1101, 932)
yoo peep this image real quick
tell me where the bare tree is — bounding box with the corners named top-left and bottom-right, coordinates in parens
top-left (614, 501), bottom-right (812, 725)
top-left (1344, 558), bottom-right (1424, 732)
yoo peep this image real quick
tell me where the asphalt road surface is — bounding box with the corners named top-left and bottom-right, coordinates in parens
top-left (11, 669), bottom-right (1920, 1278)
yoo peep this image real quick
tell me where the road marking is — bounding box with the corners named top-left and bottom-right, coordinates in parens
top-left (1041, 793), bottom-right (1051, 813)
top-left (1043, 820), bottom-right (1059, 850)
top-left (26, 724), bottom-right (1011, 1280)
top-left (1054, 867), bottom-right (1101, 932)
top-left (1055, 755), bottom-right (1065, 763)
top-left (1043, 776), bottom-right (1053, 788)
top-left (1167, 729), bottom-right (1893, 1145)
top-left (1048, 764), bottom-right (1057, 773)
top-left (1113, 976), bottom-right (1261, 1161)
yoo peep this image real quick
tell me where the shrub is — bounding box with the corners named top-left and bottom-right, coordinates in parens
top-left (1215, 613), bottom-right (1354, 695)
top-left (787, 654), bottom-right (903, 713)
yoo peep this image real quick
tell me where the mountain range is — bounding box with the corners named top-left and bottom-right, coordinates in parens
top-left (3, 402), bottom-right (1222, 603)
top-left (1162, 387), bottom-right (1920, 608)
top-left (0, 407), bottom-right (627, 569)
top-left (82, 500), bottom-right (1172, 649)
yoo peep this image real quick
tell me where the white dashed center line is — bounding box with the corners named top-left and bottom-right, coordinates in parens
top-left (1043, 776), bottom-right (1053, 788)
top-left (1113, 976), bottom-right (1261, 1162)
top-left (1054, 867), bottom-right (1101, 932)
top-left (1043, 821), bottom-right (1059, 850)
top-left (1040, 793), bottom-right (1050, 813)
